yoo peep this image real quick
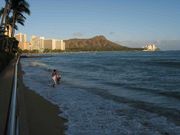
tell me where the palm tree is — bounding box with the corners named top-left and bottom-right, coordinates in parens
top-left (0, 7), bottom-right (24, 36)
top-left (0, 0), bottom-right (30, 53)
top-left (0, 0), bottom-right (8, 25)
top-left (0, 0), bottom-right (11, 31)
top-left (0, 7), bottom-right (4, 20)
top-left (0, 7), bottom-right (6, 35)
top-left (0, 0), bottom-right (30, 37)
top-left (11, 0), bottom-right (30, 37)
top-left (4, 15), bottom-right (19, 36)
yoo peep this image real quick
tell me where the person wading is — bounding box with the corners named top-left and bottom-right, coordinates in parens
top-left (51, 69), bottom-right (61, 87)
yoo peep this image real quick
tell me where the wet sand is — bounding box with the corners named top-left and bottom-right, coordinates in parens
top-left (0, 58), bottom-right (66, 135)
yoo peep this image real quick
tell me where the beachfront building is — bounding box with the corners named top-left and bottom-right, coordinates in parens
top-left (15, 33), bottom-right (31, 50)
top-left (15, 33), bottom-right (27, 42)
top-left (143, 44), bottom-right (159, 51)
top-left (44, 39), bottom-right (65, 50)
top-left (56, 40), bottom-right (65, 50)
top-left (44, 39), bottom-right (53, 49)
top-left (30, 36), bottom-right (45, 51)
top-left (31, 37), bottom-right (66, 51)
top-left (43, 39), bottom-right (66, 50)
top-left (18, 42), bottom-right (31, 50)
top-left (20, 34), bottom-right (66, 51)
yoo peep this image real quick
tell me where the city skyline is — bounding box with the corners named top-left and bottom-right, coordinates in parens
top-left (1, 0), bottom-right (180, 50)
top-left (15, 33), bottom-right (65, 51)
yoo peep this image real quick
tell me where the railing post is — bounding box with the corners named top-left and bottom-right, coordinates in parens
top-left (6, 56), bottom-right (20, 135)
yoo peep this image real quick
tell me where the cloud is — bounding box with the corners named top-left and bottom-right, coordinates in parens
top-left (72, 32), bottom-right (83, 37)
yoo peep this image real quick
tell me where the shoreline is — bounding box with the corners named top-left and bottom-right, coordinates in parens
top-left (17, 61), bottom-right (67, 135)
top-left (0, 58), bottom-right (67, 135)
top-left (20, 50), bottom-right (145, 56)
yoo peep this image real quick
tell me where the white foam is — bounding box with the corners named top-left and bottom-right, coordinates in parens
top-left (21, 59), bottom-right (180, 135)
top-left (22, 79), bottom-right (180, 135)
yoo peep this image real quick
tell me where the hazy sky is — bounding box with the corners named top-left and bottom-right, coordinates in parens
top-left (1, 0), bottom-right (180, 42)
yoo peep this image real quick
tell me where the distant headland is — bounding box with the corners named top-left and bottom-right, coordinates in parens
top-left (64, 35), bottom-right (143, 51)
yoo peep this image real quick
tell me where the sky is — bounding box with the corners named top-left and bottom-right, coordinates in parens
top-left (1, 0), bottom-right (180, 49)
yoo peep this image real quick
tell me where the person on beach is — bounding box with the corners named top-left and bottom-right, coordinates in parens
top-left (51, 69), bottom-right (61, 87)
top-left (56, 71), bottom-right (61, 84)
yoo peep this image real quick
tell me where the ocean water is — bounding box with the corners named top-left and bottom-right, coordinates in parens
top-left (21, 51), bottom-right (180, 135)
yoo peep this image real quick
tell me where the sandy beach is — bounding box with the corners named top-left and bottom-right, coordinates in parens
top-left (0, 59), bottom-right (66, 135)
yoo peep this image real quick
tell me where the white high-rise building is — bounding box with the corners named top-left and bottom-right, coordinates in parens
top-left (44, 39), bottom-right (53, 49)
top-left (52, 39), bottom-right (57, 50)
top-left (30, 35), bottom-right (65, 51)
top-left (56, 40), bottom-right (65, 50)
top-left (143, 44), bottom-right (158, 51)
top-left (30, 35), bottom-right (45, 50)
top-left (39, 37), bottom-right (45, 49)
top-left (15, 33), bottom-right (29, 50)
top-left (15, 33), bottom-right (27, 42)
top-left (44, 39), bottom-right (65, 50)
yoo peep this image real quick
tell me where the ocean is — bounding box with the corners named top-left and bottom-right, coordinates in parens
top-left (21, 51), bottom-right (180, 135)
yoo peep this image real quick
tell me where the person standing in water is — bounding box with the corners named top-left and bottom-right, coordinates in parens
top-left (51, 69), bottom-right (61, 87)
top-left (51, 69), bottom-right (58, 87)
top-left (52, 69), bottom-right (57, 87)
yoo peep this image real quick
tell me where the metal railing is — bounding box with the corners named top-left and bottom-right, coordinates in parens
top-left (5, 56), bottom-right (20, 135)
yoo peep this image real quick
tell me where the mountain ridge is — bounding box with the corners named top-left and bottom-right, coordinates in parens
top-left (65, 35), bottom-right (142, 51)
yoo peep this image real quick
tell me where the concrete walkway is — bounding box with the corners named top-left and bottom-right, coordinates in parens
top-left (0, 59), bottom-right (16, 135)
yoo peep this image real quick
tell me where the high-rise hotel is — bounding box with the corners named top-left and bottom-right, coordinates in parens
top-left (44, 39), bottom-right (65, 50)
top-left (15, 33), bottom-right (66, 51)
top-left (30, 36), bottom-right (45, 50)
top-left (15, 33), bottom-right (27, 42)
top-left (15, 33), bottom-right (30, 50)
top-left (31, 35), bottom-right (65, 51)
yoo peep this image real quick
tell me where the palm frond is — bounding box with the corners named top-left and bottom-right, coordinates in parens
top-left (14, 24), bottom-right (18, 30)
top-left (10, 0), bottom-right (30, 37)
top-left (0, 7), bottom-right (4, 18)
